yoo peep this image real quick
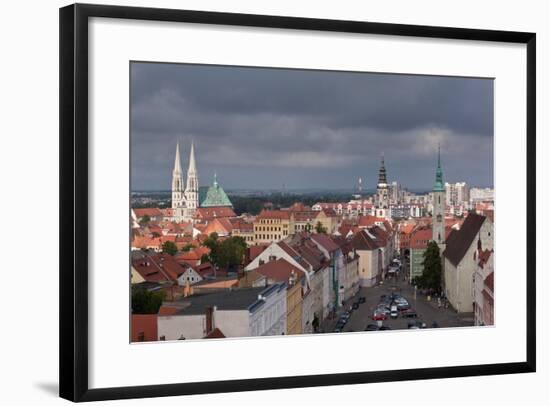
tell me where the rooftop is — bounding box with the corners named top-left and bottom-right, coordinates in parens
top-left (166, 284), bottom-right (284, 315)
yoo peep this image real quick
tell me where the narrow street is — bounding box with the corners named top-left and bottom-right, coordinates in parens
top-left (321, 270), bottom-right (474, 334)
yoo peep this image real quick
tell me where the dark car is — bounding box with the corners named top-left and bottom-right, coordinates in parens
top-left (401, 309), bottom-right (417, 318)
top-left (365, 324), bottom-right (379, 331)
top-left (379, 326), bottom-right (392, 330)
top-left (397, 302), bottom-right (411, 311)
top-left (359, 297), bottom-right (366, 304)
top-left (352, 302), bottom-right (360, 310)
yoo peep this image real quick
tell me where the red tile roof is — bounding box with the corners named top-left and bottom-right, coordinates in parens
top-left (132, 253), bottom-right (185, 282)
top-left (358, 215), bottom-right (386, 228)
top-left (256, 210), bottom-right (292, 220)
top-left (310, 233), bottom-right (340, 252)
top-left (351, 228), bottom-right (380, 251)
top-left (409, 226), bottom-right (452, 249)
top-left (248, 244), bottom-right (269, 261)
top-left (230, 218), bottom-right (254, 232)
top-left (203, 218), bottom-right (234, 235)
top-left (254, 258), bottom-right (305, 285)
top-left (133, 208), bottom-right (164, 218)
top-left (292, 211), bottom-right (320, 222)
top-left (195, 207), bottom-right (236, 221)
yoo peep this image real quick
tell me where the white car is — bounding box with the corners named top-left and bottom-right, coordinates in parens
top-left (390, 305), bottom-right (399, 318)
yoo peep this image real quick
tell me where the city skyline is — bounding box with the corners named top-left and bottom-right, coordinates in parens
top-left (131, 62), bottom-right (494, 191)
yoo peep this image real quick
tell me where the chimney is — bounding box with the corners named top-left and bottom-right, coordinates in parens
top-left (205, 306), bottom-right (214, 334)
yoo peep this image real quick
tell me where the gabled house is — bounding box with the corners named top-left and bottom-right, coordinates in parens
top-left (443, 213), bottom-right (493, 313)
top-left (350, 228), bottom-right (383, 287)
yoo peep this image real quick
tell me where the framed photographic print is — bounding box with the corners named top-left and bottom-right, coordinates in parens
top-left (59, 3), bottom-right (536, 402)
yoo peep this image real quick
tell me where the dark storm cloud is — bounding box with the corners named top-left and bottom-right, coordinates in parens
top-left (131, 62), bottom-right (493, 191)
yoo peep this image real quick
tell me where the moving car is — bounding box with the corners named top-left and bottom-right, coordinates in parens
top-left (359, 297), bottom-right (366, 304)
top-left (390, 305), bottom-right (399, 319)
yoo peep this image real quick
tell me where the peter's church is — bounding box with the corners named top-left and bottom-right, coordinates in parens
top-left (171, 142), bottom-right (233, 222)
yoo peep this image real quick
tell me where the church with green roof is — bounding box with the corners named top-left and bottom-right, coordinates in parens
top-left (199, 173), bottom-right (233, 208)
top-left (171, 142), bottom-right (233, 222)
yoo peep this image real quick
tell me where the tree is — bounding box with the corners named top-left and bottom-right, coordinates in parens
top-left (161, 240), bottom-right (178, 256)
top-left (181, 243), bottom-right (194, 252)
top-left (315, 221), bottom-right (327, 234)
top-left (304, 223), bottom-right (312, 233)
top-left (131, 286), bottom-right (165, 314)
top-left (200, 234), bottom-right (246, 269)
top-left (139, 214), bottom-right (150, 225)
top-left (417, 241), bottom-right (442, 293)
top-left (216, 236), bottom-right (247, 269)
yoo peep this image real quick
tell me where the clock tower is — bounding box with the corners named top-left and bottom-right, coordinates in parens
top-left (432, 145), bottom-right (446, 250)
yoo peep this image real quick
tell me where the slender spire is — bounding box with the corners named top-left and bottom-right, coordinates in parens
top-left (433, 143), bottom-right (444, 192)
top-left (378, 153), bottom-right (387, 185)
top-left (213, 172), bottom-right (218, 187)
top-left (188, 141), bottom-right (197, 174)
top-left (173, 142), bottom-right (182, 174)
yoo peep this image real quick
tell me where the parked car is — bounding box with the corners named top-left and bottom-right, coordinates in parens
top-left (372, 311), bottom-right (387, 321)
top-left (401, 309), bottom-right (417, 318)
top-left (365, 324), bottom-right (379, 331)
top-left (376, 305), bottom-right (390, 315)
top-left (379, 326), bottom-right (392, 330)
top-left (359, 297), bottom-right (366, 304)
top-left (396, 302), bottom-right (410, 311)
top-left (390, 305), bottom-right (399, 318)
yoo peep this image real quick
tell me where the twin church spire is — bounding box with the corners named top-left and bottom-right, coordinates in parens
top-left (172, 141), bottom-right (199, 219)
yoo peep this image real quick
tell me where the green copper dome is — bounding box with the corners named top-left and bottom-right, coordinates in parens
top-left (199, 173), bottom-right (233, 207)
top-left (433, 146), bottom-right (445, 192)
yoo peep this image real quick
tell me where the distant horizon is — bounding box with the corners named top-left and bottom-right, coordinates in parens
top-left (131, 184), bottom-right (494, 194)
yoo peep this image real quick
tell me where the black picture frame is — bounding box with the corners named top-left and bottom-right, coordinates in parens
top-left (59, 3), bottom-right (536, 402)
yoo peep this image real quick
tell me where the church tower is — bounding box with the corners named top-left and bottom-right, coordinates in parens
top-left (184, 141), bottom-right (199, 217)
top-left (375, 154), bottom-right (389, 218)
top-left (171, 142), bottom-right (186, 221)
top-left (432, 145), bottom-right (446, 250)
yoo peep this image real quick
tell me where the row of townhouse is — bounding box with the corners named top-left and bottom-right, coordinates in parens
top-left (252, 209), bottom-right (339, 244)
top-left (244, 233), bottom-right (361, 334)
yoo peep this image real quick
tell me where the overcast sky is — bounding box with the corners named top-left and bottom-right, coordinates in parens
top-left (131, 62), bottom-right (493, 191)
